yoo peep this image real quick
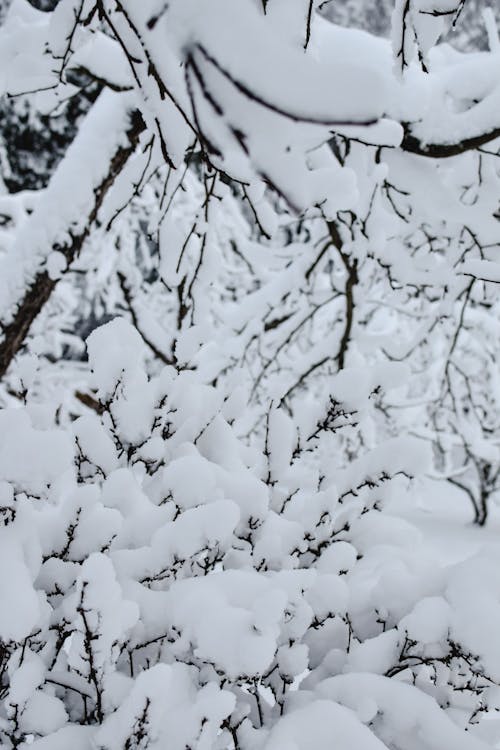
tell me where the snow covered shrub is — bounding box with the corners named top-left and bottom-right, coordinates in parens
top-left (0, 318), bottom-right (498, 749)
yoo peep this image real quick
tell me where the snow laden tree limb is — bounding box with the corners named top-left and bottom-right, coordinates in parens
top-left (401, 124), bottom-right (500, 158)
top-left (391, 0), bottom-right (500, 159)
top-left (0, 94), bottom-right (145, 379)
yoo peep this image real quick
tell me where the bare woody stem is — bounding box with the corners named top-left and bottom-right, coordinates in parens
top-left (327, 221), bottom-right (358, 370)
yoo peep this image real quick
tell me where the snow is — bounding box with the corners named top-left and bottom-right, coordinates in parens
top-left (94, 663), bottom-right (234, 750)
top-left (317, 672), bottom-right (492, 750)
top-left (86, 316), bottom-right (146, 397)
top-left (459, 259), bottom-right (500, 283)
top-left (27, 726), bottom-right (94, 750)
top-left (46, 251), bottom-right (66, 281)
top-left (0, 531), bottom-right (42, 641)
top-left (0, 409), bottom-right (74, 493)
top-left (2, 3), bottom-right (500, 750)
top-left (399, 596), bottom-right (452, 644)
top-left (264, 699), bottom-right (388, 750)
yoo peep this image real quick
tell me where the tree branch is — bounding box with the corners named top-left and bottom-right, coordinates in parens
top-left (0, 108), bottom-right (145, 379)
top-left (401, 124), bottom-right (500, 159)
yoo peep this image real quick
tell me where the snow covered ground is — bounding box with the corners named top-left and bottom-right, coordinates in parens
top-left (390, 479), bottom-right (500, 563)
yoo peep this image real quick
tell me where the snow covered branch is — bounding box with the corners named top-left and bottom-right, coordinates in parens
top-left (0, 93), bottom-right (145, 377)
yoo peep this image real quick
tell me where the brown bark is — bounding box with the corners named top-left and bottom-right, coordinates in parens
top-left (401, 124), bottom-right (500, 159)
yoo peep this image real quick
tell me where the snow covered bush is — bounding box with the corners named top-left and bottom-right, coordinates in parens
top-left (0, 319), bottom-right (498, 749)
